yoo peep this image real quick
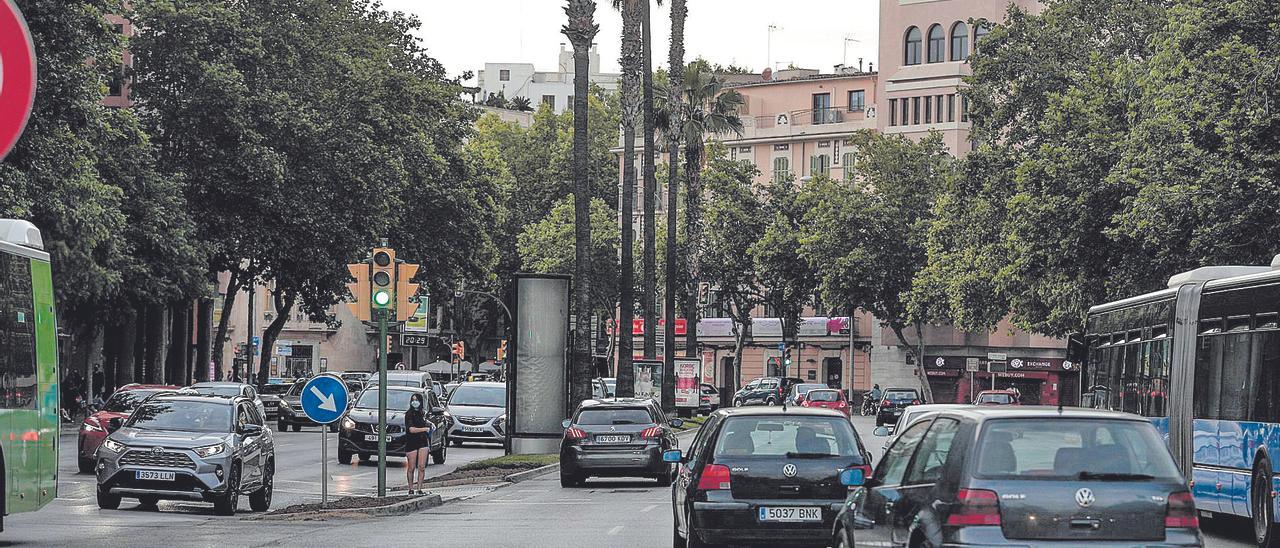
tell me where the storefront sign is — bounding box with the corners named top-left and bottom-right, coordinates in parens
top-left (927, 356), bottom-right (1073, 372)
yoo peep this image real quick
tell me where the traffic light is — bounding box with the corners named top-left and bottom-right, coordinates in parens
top-left (783, 348), bottom-right (793, 368)
top-left (451, 341), bottom-right (466, 362)
top-left (371, 247), bottom-right (396, 312)
top-left (395, 263), bottom-right (420, 322)
top-left (346, 263), bottom-right (371, 322)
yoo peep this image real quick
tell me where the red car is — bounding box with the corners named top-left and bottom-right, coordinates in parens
top-left (799, 388), bottom-right (851, 416)
top-left (974, 389), bottom-right (1020, 405)
top-left (77, 384), bottom-right (177, 472)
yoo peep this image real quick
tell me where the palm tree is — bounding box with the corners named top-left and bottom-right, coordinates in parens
top-left (656, 66), bottom-right (744, 364)
top-left (562, 0), bottom-right (599, 411)
top-left (640, 0), bottom-right (657, 363)
top-left (662, 0), bottom-right (686, 413)
top-left (613, 0), bottom-right (643, 397)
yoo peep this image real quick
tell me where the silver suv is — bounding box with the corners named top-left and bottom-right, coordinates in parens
top-left (94, 393), bottom-right (275, 515)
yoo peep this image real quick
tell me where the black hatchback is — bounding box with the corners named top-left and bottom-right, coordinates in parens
top-left (560, 398), bottom-right (683, 487)
top-left (834, 407), bottom-right (1202, 547)
top-left (667, 407), bottom-right (873, 547)
top-left (875, 387), bottom-right (922, 427)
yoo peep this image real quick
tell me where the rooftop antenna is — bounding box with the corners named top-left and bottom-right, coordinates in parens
top-left (767, 24), bottom-right (782, 74)
top-left (842, 36), bottom-right (861, 68)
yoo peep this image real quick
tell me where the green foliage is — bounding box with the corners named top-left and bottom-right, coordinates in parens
top-left (517, 195), bottom-right (620, 316)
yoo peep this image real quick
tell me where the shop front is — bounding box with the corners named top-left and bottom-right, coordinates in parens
top-left (924, 356), bottom-right (1078, 405)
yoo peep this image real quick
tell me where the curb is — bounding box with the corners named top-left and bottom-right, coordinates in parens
top-left (391, 475), bottom-right (507, 490)
top-left (504, 462), bottom-right (560, 483)
top-left (252, 494), bottom-right (443, 521)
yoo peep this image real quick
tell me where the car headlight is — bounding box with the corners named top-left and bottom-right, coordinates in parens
top-left (494, 415), bottom-right (506, 432)
top-left (193, 443), bottom-right (226, 458)
top-left (102, 438), bottom-right (125, 453)
top-left (341, 417), bottom-right (356, 431)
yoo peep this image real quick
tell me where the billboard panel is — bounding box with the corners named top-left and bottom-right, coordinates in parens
top-left (674, 358), bottom-right (700, 408)
top-left (509, 274), bottom-right (570, 454)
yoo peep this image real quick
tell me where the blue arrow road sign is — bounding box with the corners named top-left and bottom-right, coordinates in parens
top-left (778, 342), bottom-right (786, 352)
top-left (300, 374), bottom-right (349, 425)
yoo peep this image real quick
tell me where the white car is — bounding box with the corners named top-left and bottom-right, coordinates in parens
top-left (698, 383), bottom-right (720, 414)
top-left (872, 403), bottom-right (968, 451)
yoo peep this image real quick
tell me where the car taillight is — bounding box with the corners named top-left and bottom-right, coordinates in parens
top-left (1165, 491), bottom-right (1198, 528)
top-left (640, 426), bottom-right (663, 439)
top-left (912, 399), bottom-right (921, 405)
top-left (946, 489), bottom-right (1001, 526)
top-left (881, 400), bottom-right (892, 407)
top-left (697, 464), bottom-right (732, 491)
top-left (835, 401), bottom-right (847, 408)
top-left (564, 427), bottom-right (586, 440)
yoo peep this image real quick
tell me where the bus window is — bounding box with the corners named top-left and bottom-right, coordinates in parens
top-left (1254, 331), bottom-right (1280, 422)
top-left (1194, 336), bottom-right (1225, 419)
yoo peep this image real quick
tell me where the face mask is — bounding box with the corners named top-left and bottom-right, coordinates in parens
top-left (410, 400), bottom-right (421, 409)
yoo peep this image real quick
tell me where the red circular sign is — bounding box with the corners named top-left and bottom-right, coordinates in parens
top-left (0, 0), bottom-right (37, 160)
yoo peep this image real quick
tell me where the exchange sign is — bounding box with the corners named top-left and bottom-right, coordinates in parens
top-left (0, 0), bottom-right (37, 160)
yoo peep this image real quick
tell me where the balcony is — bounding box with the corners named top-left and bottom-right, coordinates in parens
top-left (737, 106), bottom-right (875, 141)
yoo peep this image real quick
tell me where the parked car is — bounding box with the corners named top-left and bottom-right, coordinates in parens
top-left (798, 388), bottom-right (850, 417)
top-left (445, 381), bottom-right (506, 446)
top-left (78, 384), bottom-right (178, 473)
top-left (668, 406), bottom-right (872, 548)
top-left (337, 386), bottom-right (449, 464)
top-left (875, 387), bottom-right (923, 427)
top-left (788, 383), bottom-right (829, 405)
top-left (94, 393), bottom-right (275, 515)
top-left (974, 389), bottom-right (1020, 405)
top-left (698, 384), bottom-right (721, 415)
top-left (732, 377), bottom-right (785, 407)
top-left (188, 381), bottom-right (267, 420)
top-left (559, 398), bottom-right (682, 487)
top-left (257, 382), bottom-right (292, 422)
top-left (834, 407), bottom-right (1202, 547)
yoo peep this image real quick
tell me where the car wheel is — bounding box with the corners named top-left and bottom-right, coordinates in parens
top-left (338, 448), bottom-right (352, 465)
top-left (213, 463), bottom-right (240, 516)
top-left (431, 437), bottom-right (448, 465)
top-left (686, 525), bottom-right (715, 548)
top-left (765, 398), bottom-right (777, 406)
top-left (96, 487), bottom-right (121, 510)
top-left (451, 438), bottom-right (464, 447)
top-left (672, 526), bottom-right (688, 548)
top-left (292, 424), bottom-right (302, 432)
top-left (559, 472), bottom-right (580, 488)
top-left (78, 456), bottom-right (94, 474)
top-left (138, 496), bottom-right (159, 509)
top-left (835, 529), bottom-right (853, 548)
top-left (249, 464), bottom-right (273, 512)
top-left (1254, 459), bottom-right (1278, 546)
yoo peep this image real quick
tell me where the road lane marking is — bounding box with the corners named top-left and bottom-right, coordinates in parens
top-left (642, 504), bottom-right (659, 512)
top-left (608, 525), bottom-right (625, 536)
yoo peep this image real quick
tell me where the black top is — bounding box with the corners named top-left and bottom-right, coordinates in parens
top-left (405, 407), bottom-right (430, 445)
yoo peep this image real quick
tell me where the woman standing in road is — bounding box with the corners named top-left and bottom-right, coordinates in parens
top-left (404, 392), bottom-right (433, 494)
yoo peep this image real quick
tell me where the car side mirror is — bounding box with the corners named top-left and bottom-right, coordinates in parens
top-left (873, 426), bottom-right (889, 437)
top-left (668, 418), bottom-right (684, 429)
top-left (840, 468), bottom-right (866, 487)
top-left (562, 418), bottom-right (572, 429)
top-left (662, 449), bottom-right (683, 463)
top-left (240, 423), bottom-right (264, 436)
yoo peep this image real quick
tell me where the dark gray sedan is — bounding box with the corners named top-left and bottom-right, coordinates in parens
top-left (834, 407), bottom-right (1202, 547)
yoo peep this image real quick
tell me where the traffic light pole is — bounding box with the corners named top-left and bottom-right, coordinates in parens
top-left (377, 308), bottom-right (388, 497)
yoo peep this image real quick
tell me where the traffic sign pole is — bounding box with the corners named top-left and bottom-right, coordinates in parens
top-left (299, 374), bottom-right (349, 509)
top-left (377, 308), bottom-right (388, 496)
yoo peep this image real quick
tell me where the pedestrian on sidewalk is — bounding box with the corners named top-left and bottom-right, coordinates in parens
top-left (403, 393), bottom-right (433, 495)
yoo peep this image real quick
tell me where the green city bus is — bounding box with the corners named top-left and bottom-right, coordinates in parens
top-left (0, 220), bottom-right (58, 531)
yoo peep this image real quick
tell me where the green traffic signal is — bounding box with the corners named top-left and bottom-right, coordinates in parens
top-left (373, 289), bottom-right (392, 307)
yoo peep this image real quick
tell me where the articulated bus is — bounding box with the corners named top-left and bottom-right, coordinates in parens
top-left (1080, 257), bottom-right (1280, 545)
top-left (0, 220), bottom-right (58, 531)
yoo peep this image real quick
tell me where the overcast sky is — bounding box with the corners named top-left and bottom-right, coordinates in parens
top-left (380, 0), bottom-right (881, 83)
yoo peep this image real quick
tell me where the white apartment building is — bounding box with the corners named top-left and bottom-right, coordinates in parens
top-left (476, 44), bottom-right (620, 114)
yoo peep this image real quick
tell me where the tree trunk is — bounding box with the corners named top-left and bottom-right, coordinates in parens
top-left (662, 0), bottom-right (686, 414)
top-left (616, 0), bottom-right (643, 398)
top-left (257, 290), bottom-right (296, 387)
top-left (730, 295), bottom-right (752, 401)
top-left (133, 306), bottom-right (146, 383)
top-left (143, 304), bottom-right (166, 384)
top-left (890, 323), bottom-right (935, 403)
top-left (565, 2), bottom-right (598, 412)
top-left (196, 297), bottom-right (213, 381)
top-left (641, 0), bottom-right (658, 361)
top-left (166, 302), bottom-right (190, 385)
top-left (683, 139), bottom-right (703, 361)
top-left (102, 321), bottom-right (123, 396)
top-left (211, 269), bottom-right (242, 374)
top-left (119, 312), bottom-right (138, 386)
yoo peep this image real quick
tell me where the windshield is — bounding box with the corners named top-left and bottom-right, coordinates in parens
top-left (191, 385), bottom-right (244, 397)
top-left (976, 392), bottom-right (1015, 404)
top-left (127, 400), bottom-right (232, 433)
top-left (974, 419), bottom-right (1181, 480)
top-left (103, 390), bottom-right (168, 413)
top-left (806, 390), bottom-right (840, 402)
top-left (259, 384), bottom-right (291, 395)
top-left (386, 379), bottom-right (424, 387)
top-left (576, 408), bottom-right (654, 425)
top-left (355, 389), bottom-right (417, 411)
top-left (759, 380), bottom-right (779, 390)
top-left (286, 382), bottom-right (305, 397)
top-left (448, 385), bottom-right (506, 407)
top-left (884, 390), bottom-right (919, 401)
top-left (793, 384), bottom-right (826, 395)
top-left (713, 416), bottom-right (863, 461)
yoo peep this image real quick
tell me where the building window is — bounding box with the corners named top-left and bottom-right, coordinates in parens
top-left (912, 97), bottom-right (921, 125)
top-left (961, 96), bottom-right (970, 122)
top-left (951, 22), bottom-right (969, 61)
top-left (947, 94), bottom-right (956, 122)
top-left (924, 96), bottom-right (932, 124)
top-left (974, 24), bottom-right (990, 54)
top-left (772, 157), bottom-right (791, 182)
top-left (904, 27), bottom-right (922, 66)
top-left (499, 69), bottom-right (511, 81)
top-left (889, 98), bottom-right (898, 126)
top-left (901, 98), bottom-right (910, 125)
top-left (812, 93), bottom-right (833, 124)
top-left (927, 24), bottom-right (945, 63)
top-left (542, 95), bottom-right (556, 110)
top-left (811, 154), bottom-right (831, 176)
top-left (936, 95), bottom-right (944, 122)
top-left (848, 90), bottom-right (865, 112)
top-left (843, 153), bottom-right (856, 181)
top-left (568, 95), bottom-right (575, 106)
